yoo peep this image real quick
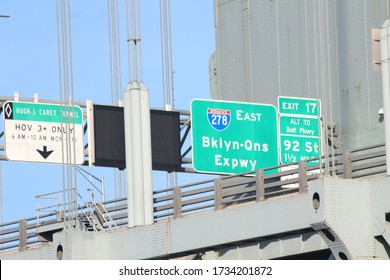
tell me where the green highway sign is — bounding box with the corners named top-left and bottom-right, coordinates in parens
top-left (280, 136), bottom-right (321, 164)
top-left (4, 102), bottom-right (83, 124)
top-left (3, 101), bottom-right (85, 164)
top-left (279, 116), bottom-right (320, 137)
top-left (191, 99), bottom-right (278, 174)
top-left (278, 96), bottom-right (322, 165)
top-left (278, 96), bottom-right (321, 117)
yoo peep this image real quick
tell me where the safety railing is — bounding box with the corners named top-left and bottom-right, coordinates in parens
top-left (0, 143), bottom-right (386, 253)
top-left (36, 190), bottom-right (67, 225)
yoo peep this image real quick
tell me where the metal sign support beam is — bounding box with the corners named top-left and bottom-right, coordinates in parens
top-left (124, 82), bottom-right (153, 228)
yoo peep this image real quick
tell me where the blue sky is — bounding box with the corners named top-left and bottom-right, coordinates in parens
top-left (0, 1), bottom-right (215, 222)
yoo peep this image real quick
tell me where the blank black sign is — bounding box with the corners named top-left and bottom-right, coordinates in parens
top-left (93, 105), bottom-right (126, 169)
top-left (150, 109), bottom-right (181, 172)
top-left (93, 105), bottom-right (181, 172)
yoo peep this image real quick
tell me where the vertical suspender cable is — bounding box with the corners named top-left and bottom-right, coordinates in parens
top-left (125, 0), bottom-right (132, 81)
top-left (166, 0), bottom-right (177, 188)
top-left (318, 0), bottom-right (330, 174)
top-left (304, 0), bottom-right (311, 98)
top-left (275, 0), bottom-right (281, 97)
top-left (325, 1), bottom-right (336, 175)
top-left (159, 0), bottom-right (167, 107)
top-left (55, 0), bottom-right (66, 227)
top-left (214, 0), bottom-right (221, 100)
top-left (126, 0), bottom-right (144, 81)
top-left (107, 0), bottom-right (114, 103)
top-left (313, 0), bottom-right (324, 175)
top-left (67, 0), bottom-right (78, 215)
top-left (108, 0), bottom-right (125, 200)
top-left (160, 0), bottom-right (177, 188)
top-left (115, 0), bottom-right (123, 101)
top-left (130, 0), bottom-right (138, 81)
top-left (0, 11), bottom-right (7, 232)
top-left (318, 0), bottom-right (336, 175)
top-left (63, 0), bottom-right (73, 225)
top-left (56, 0), bottom-right (78, 228)
top-left (137, 0), bottom-right (143, 82)
top-left (114, 0), bottom-right (125, 199)
top-left (108, 0), bottom-right (118, 199)
top-left (168, 0), bottom-right (175, 109)
top-left (247, 0), bottom-right (254, 102)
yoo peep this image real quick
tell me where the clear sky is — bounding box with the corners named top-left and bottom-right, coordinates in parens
top-left (0, 1), bottom-right (215, 222)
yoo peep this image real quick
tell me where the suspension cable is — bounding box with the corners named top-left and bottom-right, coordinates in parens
top-left (56, 0), bottom-right (78, 228)
top-left (161, 0), bottom-right (170, 107)
top-left (325, 1), bottom-right (336, 175)
top-left (159, 0), bottom-right (177, 188)
top-left (127, 0), bottom-right (143, 82)
top-left (108, 0), bottom-right (125, 199)
top-left (108, 0), bottom-right (123, 105)
top-left (318, 0), bottom-right (332, 175)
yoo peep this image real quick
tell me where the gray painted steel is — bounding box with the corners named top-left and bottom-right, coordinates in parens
top-left (2, 175), bottom-right (389, 260)
top-left (212, 0), bottom-right (387, 152)
top-left (2, 1), bottom-right (390, 261)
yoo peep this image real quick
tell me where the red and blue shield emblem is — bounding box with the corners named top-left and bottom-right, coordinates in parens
top-left (207, 108), bottom-right (231, 131)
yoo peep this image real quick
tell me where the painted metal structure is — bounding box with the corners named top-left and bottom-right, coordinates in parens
top-left (124, 82), bottom-right (154, 227)
top-left (0, 143), bottom-right (389, 259)
top-left (1, 1), bottom-right (390, 260)
top-left (211, 0), bottom-right (387, 153)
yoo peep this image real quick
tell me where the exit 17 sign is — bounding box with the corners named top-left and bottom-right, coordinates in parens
top-left (278, 96), bottom-right (321, 116)
top-left (191, 99), bottom-right (278, 174)
top-left (278, 96), bottom-right (322, 165)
